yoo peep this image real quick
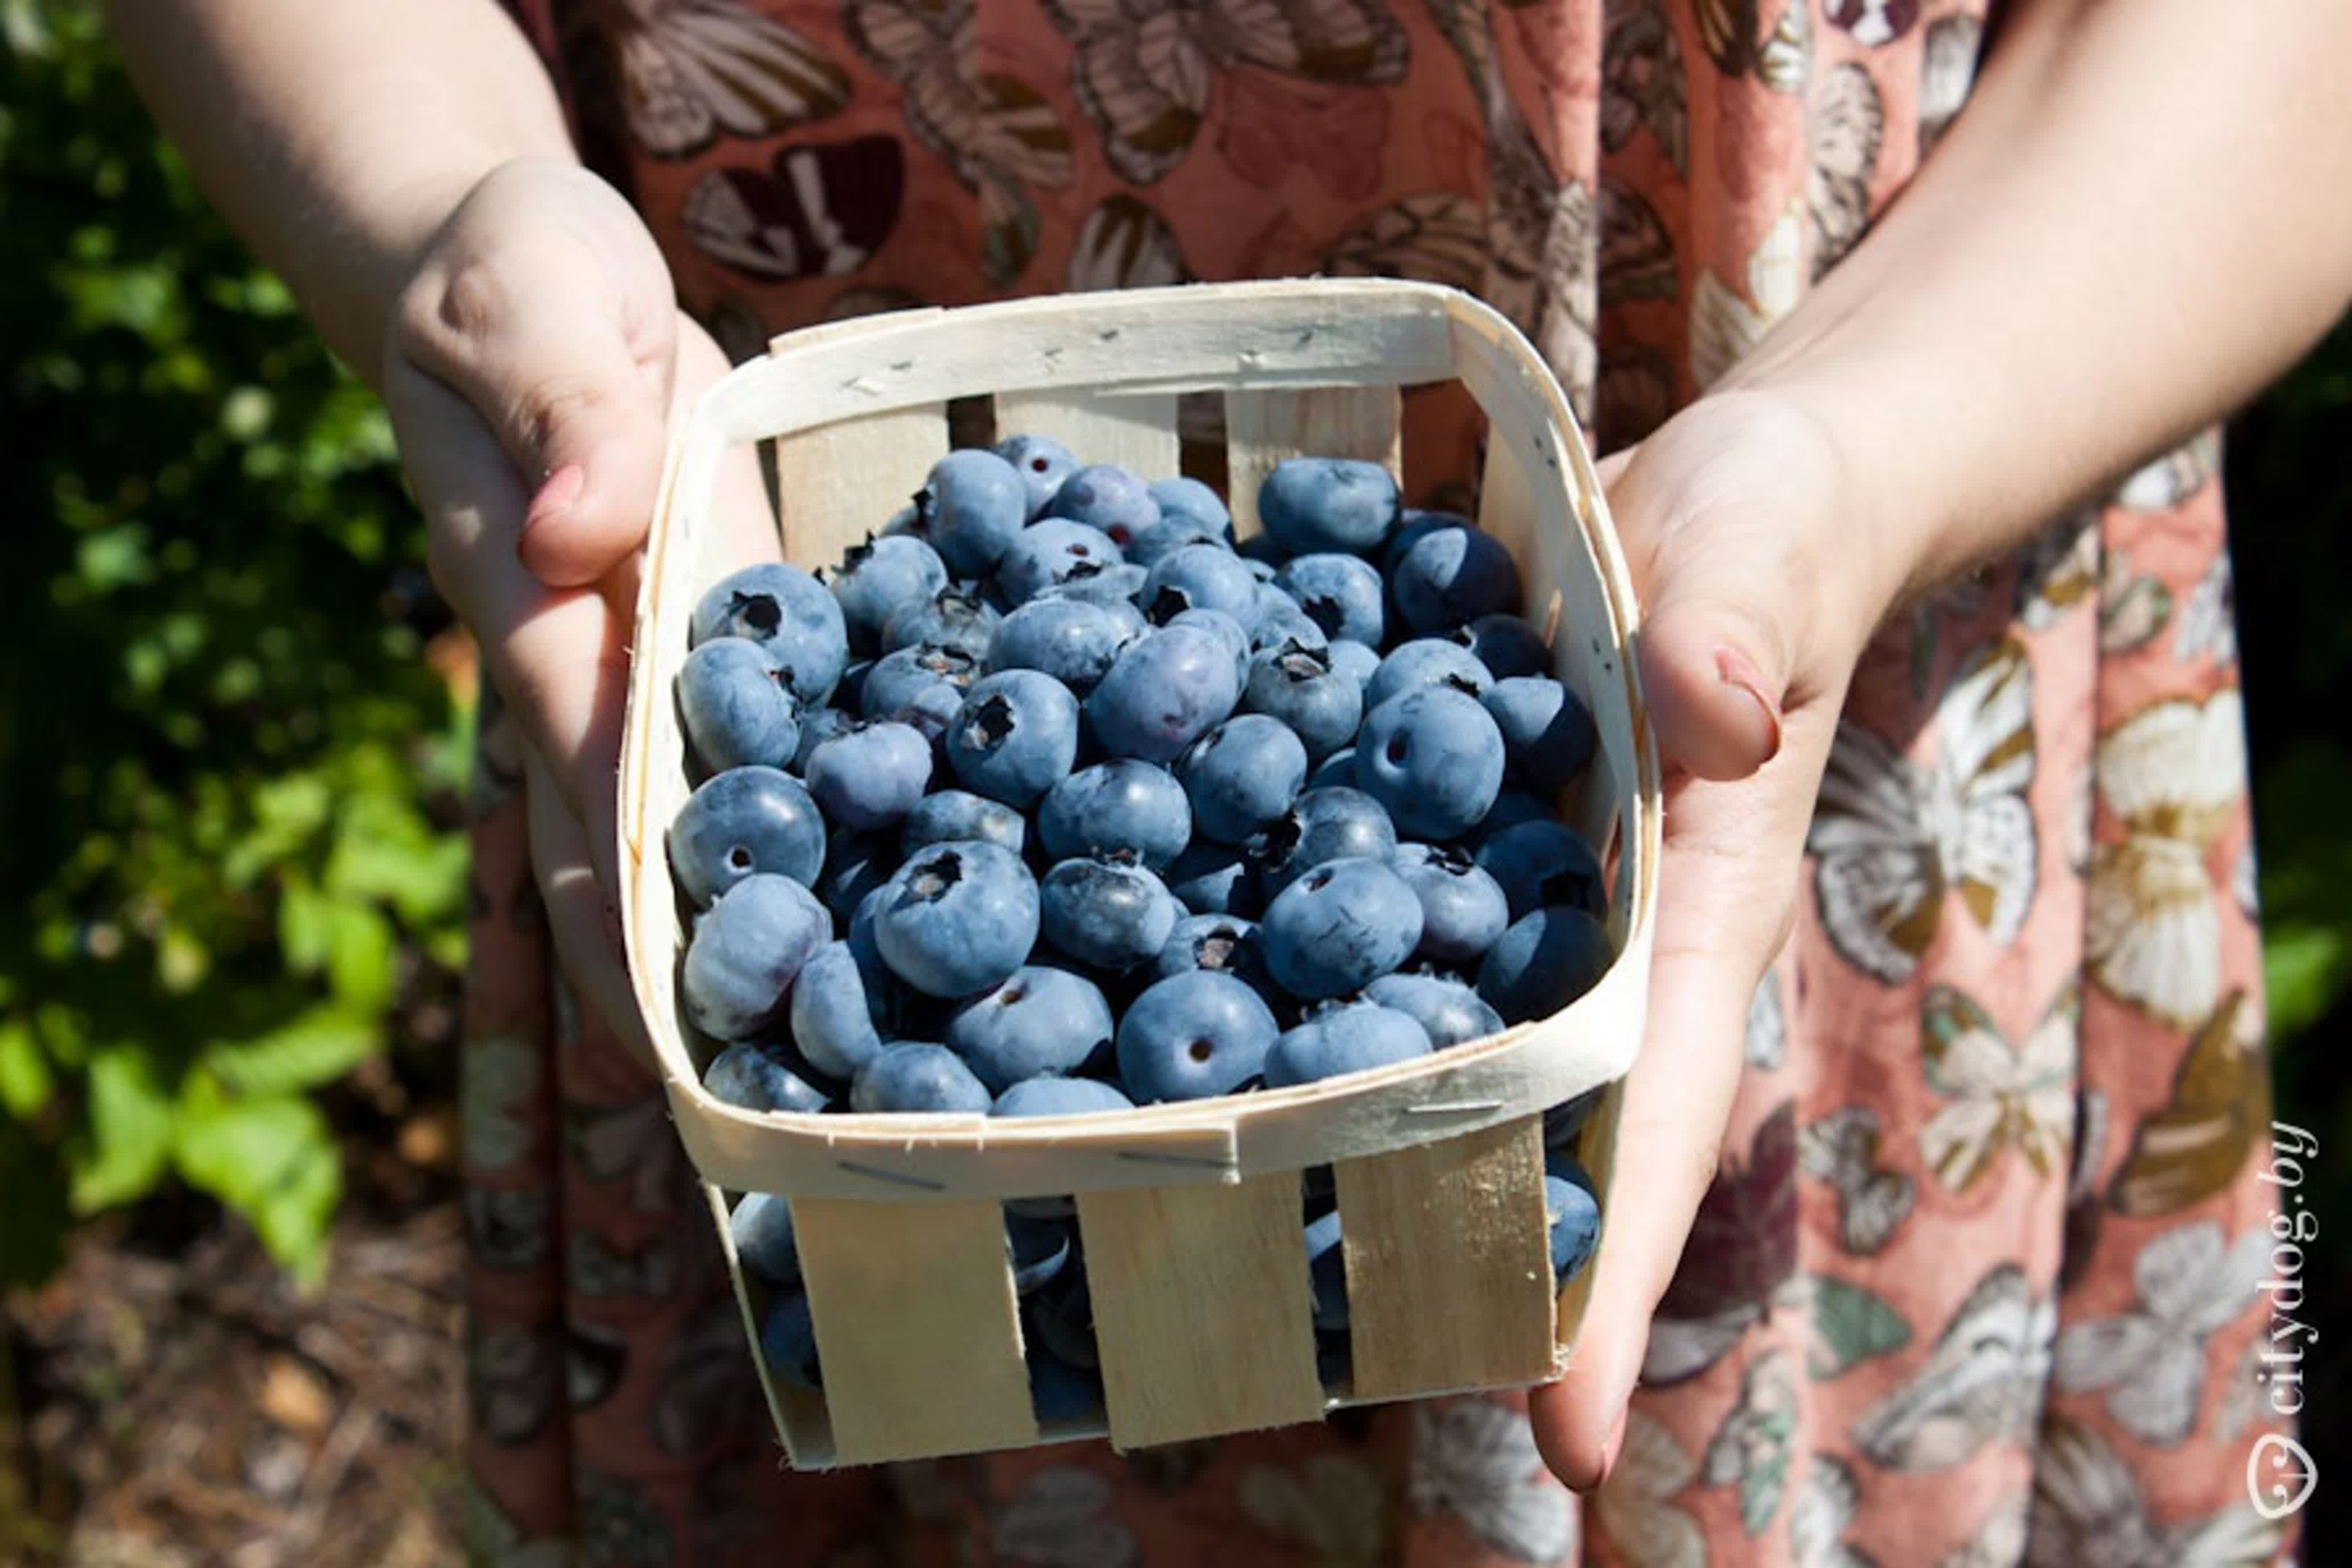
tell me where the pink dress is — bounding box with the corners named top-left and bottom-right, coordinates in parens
top-left (457, 1), bottom-right (2303, 1561)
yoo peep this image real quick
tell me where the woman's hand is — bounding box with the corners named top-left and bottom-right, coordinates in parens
top-left (384, 158), bottom-right (773, 1059)
top-left (1527, 390), bottom-right (1905, 1489)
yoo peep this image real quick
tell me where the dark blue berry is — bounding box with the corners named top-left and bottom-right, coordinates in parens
top-left (1116, 971), bottom-right (1281, 1102)
top-left (667, 765), bottom-right (826, 906)
top-left (677, 638), bottom-right (800, 772)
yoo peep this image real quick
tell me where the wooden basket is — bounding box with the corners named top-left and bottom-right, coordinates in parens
top-left (620, 278), bottom-right (1661, 1469)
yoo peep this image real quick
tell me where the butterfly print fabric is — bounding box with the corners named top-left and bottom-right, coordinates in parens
top-left (464, 2), bottom-right (2297, 1562)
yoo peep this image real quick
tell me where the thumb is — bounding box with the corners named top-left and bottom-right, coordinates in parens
top-left (1603, 396), bottom-right (1851, 781)
top-left (391, 175), bottom-right (676, 589)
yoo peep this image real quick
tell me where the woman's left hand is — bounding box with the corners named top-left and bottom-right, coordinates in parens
top-left (1527, 388), bottom-right (1906, 1490)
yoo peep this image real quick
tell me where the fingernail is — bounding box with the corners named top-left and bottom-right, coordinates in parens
top-left (1715, 645), bottom-right (1784, 763)
top-left (525, 463), bottom-right (587, 534)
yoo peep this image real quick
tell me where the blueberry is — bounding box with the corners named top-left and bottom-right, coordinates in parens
top-left (1363, 971), bottom-right (1506, 1048)
top-left (824, 533), bottom-right (949, 655)
top-left (1542, 1087), bottom-right (1604, 1151)
top-left (1306, 747), bottom-right (1358, 792)
top-left (1476, 905), bottom-right (1612, 1024)
top-left (1045, 463), bottom-right (1160, 549)
top-left (703, 1039), bottom-right (832, 1113)
top-left (1455, 613), bottom-right (1550, 680)
top-left (1274, 553), bottom-right (1384, 646)
top-left (1163, 841), bottom-right (1259, 916)
top-left (1393, 525), bottom-right (1523, 634)
top-left (1035, 562), bottom-right (1150, 611)
top-left (1127, 517), bottom-right (1232, 569)
top-left (1264, 1001), bottom-right (1432, 1087)
top-left (759, 1290), bottom-right (823, 1389)
top-left (731, 1191), bottom-right (801, 1284)
top-left (1474, 819), bottom-right (1607, 920)
top-left (947, 966), bottom-right (1115, 1091)
top-left (1260, 857), bottom-right (1423, 1000)
top-left (1116, 971), bottom-right (1281, 1102)
top-left (1382, 506), bottom-right (1469, 574)
top-left (689, 562), bottom-right (851, 706)
top-left (806, 721), bottom-right (933, 829)
top-left (993, 1077), bottom-right (1136, 1116)
top-left (1249, 589), bottom-right (1330, 655)
top-left (1028, 1342), bottom-right (1102, 1424)
top-left (1040, 857), bottom-right (1181, 973)
top-left (1388, 843), bottom-right (1512, 965)
top-left (993, 432), bottom-right (1081, 519)
top-left (1147, 476), bottom-right (1232, 536)
top-left (890, 679), bottom-right (966, 748)
top-left (1086, 624), bottom-right (1242, 764)
top-left (1142, 543), bottom-right (1260, 625)
top-left (794, 706), bottom-right (859, 772)
top-left (1007, 1211), bottom-right (1074, 1295)
top-left (1258, 458), bottom-right (1399, 556)
top-left (1252, 787), bottom-right (1398, 899)
top-left (1303, 1209), bottom-right (1349, 1330)
top-left (1166, 607), bottom-right (1254, 685)
top-left (1242, 640), bottom-right (1362, 764)
top-left (1467, 789), bottom-right (1556, 848)
top-left (1322, 639), bottom-right (1380, 691)
top-left (819, 826), bottom-right (899, 922)
top-left (1179, 714), bottom-right (1308, 844)
top-left (1544, 1152), bottom-right (1601, 1282)
top-left (992, 518), bottom-right (1125, 606)
top-left (835, 659), bottom-right (874, 714)
top-left (1027, 1266), bottom-right (1097, 1367)
top-left (1365, 638), bottom-right (1494, 710)
top-left (1037, 760), bottom-right (1191, 869)
top-left (1355, 686), bottom-right (1507, 841)
top-left (1483, 676), bottom-right (1596, 789)
top-left (988, 595), bottom-right (1136, 695)
top-left (862, 642), bottom-right (979, 721)
top-left (682, 873), bottom-right (831, 1040)
top-left (880, 502), bottom-right (924, 539)
top-left (872, 841), bottom-right (1040, 997)
top-left (945, 669), bottom-right (1081, 807)
top-left (668, 765), bottom-right (827, 906)
top-left (849, 1041), bottom-right (993, 1112)
top-left (677, 638), bottom-right (800, 773)
top-left (900, 789), bottom-right (1026, 858)
top-left (882, 584), bottom-right (1000, 659)
top-left (919, 448), bottom-right (1030, 577)
top-left (788, 940), bottom-right (886, 1081)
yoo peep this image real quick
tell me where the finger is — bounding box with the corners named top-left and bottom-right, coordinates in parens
top-left (391, 359), bottom-right (632, 907)
top-left (527, 750), bottom-right (659, 1077)
top-left (393, 171), bottom-right (676, 588)
top-left (1527, 707), bottom-right (1835, 1489)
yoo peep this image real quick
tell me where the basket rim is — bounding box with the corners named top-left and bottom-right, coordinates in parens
top-left (620, 277), bottom-right (1663, 1200)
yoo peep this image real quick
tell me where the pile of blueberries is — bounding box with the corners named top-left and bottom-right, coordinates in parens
top-left (671, 434), bottom-right (1608, 1419)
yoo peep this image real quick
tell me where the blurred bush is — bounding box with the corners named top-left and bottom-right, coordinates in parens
top-left (0, 1), bottom-right (466, 1286)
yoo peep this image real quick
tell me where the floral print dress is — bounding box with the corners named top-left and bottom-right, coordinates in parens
top-left (458, 1), bottom-right (2301, 1562)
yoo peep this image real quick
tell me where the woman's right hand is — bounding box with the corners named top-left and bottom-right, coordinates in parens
top-left (384, 157), bottom-right (773, 1059)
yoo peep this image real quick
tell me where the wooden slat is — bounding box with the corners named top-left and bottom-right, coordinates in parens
top-left (993, 389), bottom-right (1181, 480)
top-left (791, 1197), bottom-right (1038, 1464)
top-left (774, 404), bottom-right (947, 569)
top-left (1332, 1117), bottom-right (1556, 1400)
top-left (1078, 1176), bottom-right (1324, 1447)
top-left (1224, 385), bottom-right (1403, 539)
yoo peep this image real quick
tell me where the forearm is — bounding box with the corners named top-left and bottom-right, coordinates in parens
top-left (1729, 0), bottom-right (2352, 602)
top-left (103, 0), bottom-right (575, 382)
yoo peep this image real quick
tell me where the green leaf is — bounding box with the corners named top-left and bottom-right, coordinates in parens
top-left (69, 1046), bottom-right (173, 1212)
top-left (202, 1005), bottom-right (380, 1097)
top-left (277, 873), bottom-right (332, 974)
top-left (0, 1020), bottom-right (52, 1118)
top-left (173, 1089), bottom-right (340, 1285)
top-left (324, 899), bottom-right (396, 1011)
top-left (1806, 1273), bottom-right (1912, 1380)
top-left (2265, 924), bottom-right (2348, 1042)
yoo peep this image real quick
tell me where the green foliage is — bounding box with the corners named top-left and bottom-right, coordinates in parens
top-left (0, 2), bottom-right (466, 1285)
